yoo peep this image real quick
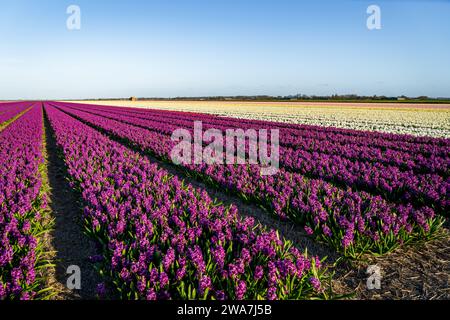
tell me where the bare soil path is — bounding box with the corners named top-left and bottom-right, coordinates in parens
top-left (41, 109), bottom-right (102, 300)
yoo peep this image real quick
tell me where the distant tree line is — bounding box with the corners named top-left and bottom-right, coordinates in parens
top-left (82, 94), bottom-right (450, 103)
top-left (134, 94), bottom-right (450, 103)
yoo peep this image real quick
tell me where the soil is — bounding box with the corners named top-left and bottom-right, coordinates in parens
top-left (41, 110), bottom-right (102, 300)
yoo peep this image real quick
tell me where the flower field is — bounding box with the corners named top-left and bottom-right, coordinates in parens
top-left (48, 102), bottom-right (448, 256)
top-left (44, 105), bottom-right (328, 300)
top-left (75, 100), bottom-right (450, 138)
top-left (0, 101), bottom-right (449, 300)
top-left (0, 102), bottom-right (32, 130)
top-left (0, 103), bottom-right (49, 300)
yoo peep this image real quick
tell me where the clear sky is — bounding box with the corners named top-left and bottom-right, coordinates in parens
top-left (0, 0), bottom-right (449, 99)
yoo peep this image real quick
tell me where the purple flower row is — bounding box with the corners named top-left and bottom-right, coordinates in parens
top-left (0, 102), bottom-right (32, 126)
top-left (50, 103), bottom-right (444, 257)
top-left (0, 105), bottom-right (45, 300)
top-left (44, 103), bottom-right (329, 300)
top-left (53, 103), bottom-right (449, 213)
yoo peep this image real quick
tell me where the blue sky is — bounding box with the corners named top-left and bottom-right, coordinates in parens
top-left (0, 0), bottom-right (449, 99)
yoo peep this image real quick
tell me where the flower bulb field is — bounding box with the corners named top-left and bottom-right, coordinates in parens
top-left (0, 100), bottom-right (449, 301)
